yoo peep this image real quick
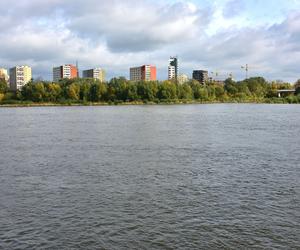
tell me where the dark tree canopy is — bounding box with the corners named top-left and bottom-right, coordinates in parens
top-left (1, 76), bottom-right (300, 104)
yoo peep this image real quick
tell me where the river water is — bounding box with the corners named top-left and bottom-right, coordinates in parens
top-left (0, 104), bottom-right (299, 249)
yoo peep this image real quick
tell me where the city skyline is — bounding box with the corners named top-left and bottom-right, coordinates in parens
top-left (0, 0), bottom-right (299, 82)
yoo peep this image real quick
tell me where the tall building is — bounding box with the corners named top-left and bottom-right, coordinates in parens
top-left (192, 70), bottom-right (208, 84)
top-left (82, 68), bottom-right (106, 82)
top-left (9, 66), bottom-right (32, 91)
top-left (53, 64), bottom-right (78, 82)
top-left (0, 68), bottom-right (9, 84)
top-left (130, 65), bottom-right (156, 81)
top-left (168, 56), bottom-right (178, 80)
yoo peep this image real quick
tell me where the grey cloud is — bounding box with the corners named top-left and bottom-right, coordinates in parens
top-left (106, 35), bottom-right (164, 53)
top-left (178, 12), bottom-right (300, 82)
top-left (1, 0), bottom-right (212, 53)
top-left (0, 0), bottom-right (63, 29)
top-left (64, 0), bottom-right (211, 52)
top-left (0, 0), bottom-right (299, 82)
top-left (268, 12), bottom-right (300, 52)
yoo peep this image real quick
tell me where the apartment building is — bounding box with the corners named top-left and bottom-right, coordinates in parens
top-left (192, 70), bottom-right (208, 84)
top-left (9, 66), bottom-right (32, 91)
top-left (168, 56), bottom-right (178, 80)
top-left (130, 65), bottom-right (156, 81)
top-left (82, 68), bottom-right (106, 82)
top-left (53, 64), bottom-right (78, 82)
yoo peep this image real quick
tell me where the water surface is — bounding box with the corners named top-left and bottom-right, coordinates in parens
top-left (0, 104), bottom-right (299, 249)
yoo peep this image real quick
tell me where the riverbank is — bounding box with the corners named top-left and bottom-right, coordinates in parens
top-left (1, 76), bottom-right (299, 106)
top-left (0, 98), bottom-right (299, 107)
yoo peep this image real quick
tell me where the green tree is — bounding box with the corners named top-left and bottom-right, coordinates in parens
top-left (108, 77), bottom-right (128, 101)
top-left (157, 81), bottom-right (177, 100)
top-left (127, 83), bottom-right (139, 101)
top-left (215, 85), bottom-right (225, 99)
top-left (21, 82), bottom-right (47, 102)
top-left (90, 82), bottom-right (107, 102)
top-left (178, 83), bottom-right (193, 100)
top-left (32, 83), bottom-right (46, 102)
top-left (237, 82), bottom-right (251, 97)
top-left (206, 85), bottom-right (216, 101)
top-left (224, 78), bottom-right (238, 96)
top-left (80, 82), bottom-right (91, 101)
top-left (190, 82), bottom-right (202, 99)
top-left (295, 79), bottom-right (300, 95)
top-left (67, 83), bottom-right (80, 100)
top-left (0, 79), bottom-right (8, 93)
top-left (46, 83), bottom-right (62, 102)
top-left (21, 82), bottom-right (34, 100)
top-left (116, 81), bottom-right (129, 101)
top-left (198, 87), bottom-right (209, 101)
top-left (137, 81), bottom-right (158, 101)
top-left (245, 77), bottom-right (267, 97)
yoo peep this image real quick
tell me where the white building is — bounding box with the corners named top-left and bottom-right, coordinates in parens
top-left (168, 65), bottom-right (176, 80)
top-left (9, 66), bottom-right (32, 91)
top-left (168, 56), bottom-right (178, 80)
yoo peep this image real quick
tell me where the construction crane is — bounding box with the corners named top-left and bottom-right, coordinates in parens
top-left (211, 70), bottom-right (234, 82)
top-left (212, 70), bottom-right (232, 79)
top-left (211, 71), bottom-right (219, 78)
top-left (210, 70), bottom-right (220, 83)
top-left (241, 64), bottom-right (249, 79)
top-left (241, 64), bottom-right (260, 79)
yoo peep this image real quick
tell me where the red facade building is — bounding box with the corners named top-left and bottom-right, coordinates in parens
top-left (130, 65), bottom-right (156, 81)
top-left (53, 64), bottom-right (78, 82)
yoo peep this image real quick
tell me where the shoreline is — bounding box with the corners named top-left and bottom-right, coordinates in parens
top-left (0, 100), bottom-right (298, 107)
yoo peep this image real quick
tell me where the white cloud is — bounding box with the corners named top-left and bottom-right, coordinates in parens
top-left (0, 0), bottom-right (299, 82)
top-left (64, 0), bottom-right (206, 52)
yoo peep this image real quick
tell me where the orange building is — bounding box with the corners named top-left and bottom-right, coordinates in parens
top-left (130, 65), bottom-right (156, 81)
top-left (53, 64), bottom-right (78, 82)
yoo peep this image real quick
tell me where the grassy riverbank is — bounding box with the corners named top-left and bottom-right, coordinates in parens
top-left (1, 97), bottom-right (299, 107)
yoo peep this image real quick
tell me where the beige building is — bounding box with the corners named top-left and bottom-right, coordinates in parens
top-left (82, 68), bottom-right (106, 82)
top-left (178, 74), bottom-right (189, 84)
top-left (0, 68), bottom-right (9, 85)
top-left (9, 66), bottom-right (32, 91)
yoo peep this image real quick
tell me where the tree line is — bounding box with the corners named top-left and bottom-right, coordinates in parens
top-left (0, 77), bottom-right (300, 104)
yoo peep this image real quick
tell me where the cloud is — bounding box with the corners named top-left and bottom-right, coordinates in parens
top-left (223, 0), bottom-right (245, 18)
top-left (179, 10), bottom-right (300, 81)
top-left (0, 0), bottom-right (299, 82)
top-left (64, 0), bottom-right (208, 52)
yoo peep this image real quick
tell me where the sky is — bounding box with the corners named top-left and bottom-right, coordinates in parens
top-left (0, 0), bottom-right (299, 82)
